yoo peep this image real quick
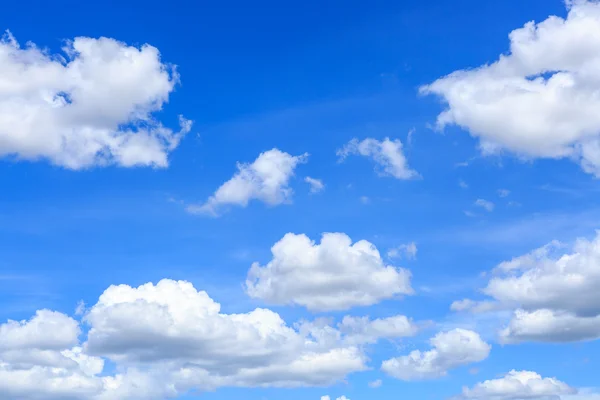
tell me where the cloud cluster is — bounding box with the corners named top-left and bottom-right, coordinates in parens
top-left (245, 232), bottom-right (414, 311)
top-left (0, 31), bottom-right (190, 169)
top-left (381, 328), bottom-right (490, 380)
top-left (453, 232), bottom-right (600, 343)
top-left (188, 149), bottom-right (308, 216)
top-left (0, 310), bottom-right (110, 400)
top-left (337, 137), bottom-right (418, 180)
top-left (422, 0), bottom-right (600, 175)
top-left (0, 279), bottom-right (422, 399)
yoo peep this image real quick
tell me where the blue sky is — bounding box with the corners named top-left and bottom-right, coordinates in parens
top-left (1, 0), bottom-right (600, 399)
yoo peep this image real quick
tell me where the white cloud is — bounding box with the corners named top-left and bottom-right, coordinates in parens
top-left (453, 232), bottom-right (600, 342)
top-left (0, 30), bottom-right (190, 169)
top-left (0, 309), bottom-right (80, 352)
top-left (84, 279), bottom-right (367, 389)
top-left (421, 0), bottom-right (600, 176)
top-left (497, 189), bottom-right (510, 198)
top-left (381, 329), bottom-right (490, 381)
top-left (0, 310), bottom-right (108, 400)
top-left (368, 379), bottom-right (382, 388)
top-left (564, 389), bottom-right (600, 400)
top-left (459, 180), bottom-right (469, 189)
top-left (337, 137), bottom-right (419, 180)
top-left (500, 309), bottom-right (600, 344)
top-left (305, 176), bottom-right (325, 193)
top-left (2, 279), bottom-right (424, 399)
top-left (458, 370), bottom-right (576, 400)
top-left (475, 199), bottom-right (495, 212)
top-left (245, 232), bottom-right (414, 311)
top-left (387, 242), bottom-right (417, 260)
top-left (187, 149), bottom-right (308, 216)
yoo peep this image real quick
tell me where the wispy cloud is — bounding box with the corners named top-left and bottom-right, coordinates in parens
top-left (434, 208), bottom-right (600, 249)
top-left (388, 242), bottom-right (417, 260)
top-left (305, 177), bottom-right (325, 194)
top-left (497, 189), bottom-right (510, 198)
top-left (474, 199), bottom-right (494, 212)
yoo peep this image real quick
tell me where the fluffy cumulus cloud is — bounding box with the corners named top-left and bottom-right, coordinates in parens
top-left (452, 232), bottom-right (600, 343)
top-left (337, 137), bottom-right (419, 180)
top-left (188, 148), bottom-right (308, 216)
top-left (84, 279), bottom-right (368, 389)
top-left (245, 232), bottom-right (414, 311)
top-left (0, 310), bottom-right (107, 400)
top-left (0, 308), bottom-right (183, 400)
top-left (457, 370), bottom-right (576, 400)
top-left (381, 329), bottom-right (490, 381)
top-left (0, 30), bottom-right (190, 169)
top-left (421, 0), bottom-right (600, 175)
top-left (0, 279), bottom-right (421, 399)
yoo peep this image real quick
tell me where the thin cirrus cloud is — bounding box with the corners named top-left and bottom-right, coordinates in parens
top-left (337, 137), bottom-right (419, 180)
top-left (0, 279), bottom-right (422, 399)
top-left (187, 148), bottom-right (308, 216)
top-left (245, 232), bottom-right (414, 311)
top-left (451, 232), bottom-right (600, 343)
top-left (421, 0), bottom-right (600, 176)
top-left (0, 30), bottom-right (191, 170)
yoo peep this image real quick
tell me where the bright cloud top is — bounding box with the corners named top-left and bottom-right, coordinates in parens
top-left (421, 0), bottom-right (600, 175)
top-left (453, 232), bottom-right (600, 343)
top-left (0, 31), bottom-right (190, 169)
top-left (0, 279), bottom-right (423, 399)
top-left (0, 310), bottom-right (108, 400)
top-left (188, 148), bottom-right (308, 216)
top-left (381, 329), bottom-right (490, 381)
top-left (245, 232), bottom-right (414, 311)
top-left (458, 370), bottom-right (576, 400)
top-left (337, 137), bottom-right (419, 180)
